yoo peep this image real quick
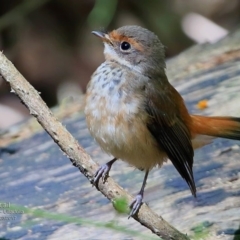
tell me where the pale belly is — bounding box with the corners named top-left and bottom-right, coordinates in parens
top-left (84, 63), bottom-right (167, 170)
top-left (85, 104), bottom-right (167, 170)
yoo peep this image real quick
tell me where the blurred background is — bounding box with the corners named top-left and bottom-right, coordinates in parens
top-left (0, 0), bottom-right (240, 129)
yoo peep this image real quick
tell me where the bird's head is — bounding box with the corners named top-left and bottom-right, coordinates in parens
top-left (92, 25), bottom-right (166, 75)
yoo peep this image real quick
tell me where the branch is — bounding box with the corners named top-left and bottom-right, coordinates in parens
top-left (0, 51), bottom-right (190, 240)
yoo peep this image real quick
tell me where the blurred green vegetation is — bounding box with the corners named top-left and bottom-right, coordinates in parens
top-left (87, 0), bottom-right (118, 28)
top-left (112, 196), bottom-right (129, 214)
top-left (190, 221), bottom-right (212, 240)
top-left (0, 202), bottom-right (159, 240)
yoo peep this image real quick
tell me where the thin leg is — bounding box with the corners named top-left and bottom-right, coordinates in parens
top-left (129, 170), bottom-right (149, 218)
top-left (93, 158), bottom-right (117, 189)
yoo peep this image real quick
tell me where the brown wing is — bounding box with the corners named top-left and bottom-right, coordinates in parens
top-left (145, 75), bottom-right (196, 196)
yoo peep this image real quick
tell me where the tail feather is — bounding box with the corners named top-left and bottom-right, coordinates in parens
top-left (191, 115), bottom-right (240, 140)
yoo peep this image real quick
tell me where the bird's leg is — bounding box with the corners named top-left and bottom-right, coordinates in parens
top-left (129, 170), bottom-right (149, 218)
top-left (93, 158), bottom-right (117, 188)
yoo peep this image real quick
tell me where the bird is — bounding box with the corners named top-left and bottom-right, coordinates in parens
top-left (84, 25), bottom-right (240, 217)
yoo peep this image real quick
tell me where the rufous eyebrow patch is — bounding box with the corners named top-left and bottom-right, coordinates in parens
top-left (109, 30), bottom-right (144, 52)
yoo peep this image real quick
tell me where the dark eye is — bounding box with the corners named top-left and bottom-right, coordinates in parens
top-left (120, 41), bottom-right (131, 51)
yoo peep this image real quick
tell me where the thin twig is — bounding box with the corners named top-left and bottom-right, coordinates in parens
top-left (0, 51), bottom-right (190, 240)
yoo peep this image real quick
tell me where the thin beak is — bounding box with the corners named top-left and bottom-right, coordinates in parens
top-left (92, 31), bottom-right (113, 45)
top-left (91, 31), bottom-right (106, 39)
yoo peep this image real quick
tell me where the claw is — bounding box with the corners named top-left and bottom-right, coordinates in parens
top-left (93, 158), bottom-right (117, 190)
top-left (94, 164), bottom-right (110, 186)
top-left (128, 193), bottom-right (143, 218)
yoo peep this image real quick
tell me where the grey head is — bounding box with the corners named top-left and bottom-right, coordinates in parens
top-left (92, 25), bottom-right (166, 76)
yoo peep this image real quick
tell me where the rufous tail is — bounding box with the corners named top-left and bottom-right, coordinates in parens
top-left (191, 115), bottom-right (240, 140)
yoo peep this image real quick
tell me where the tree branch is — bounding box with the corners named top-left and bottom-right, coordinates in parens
top-left (0, 51), bottom-right (189, 240)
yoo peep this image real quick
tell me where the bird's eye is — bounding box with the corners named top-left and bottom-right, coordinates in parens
top-left (120, 41), bottom-right (131, 51)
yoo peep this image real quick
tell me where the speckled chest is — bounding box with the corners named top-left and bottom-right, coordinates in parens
top-left (87, 62), bottom-right (125, 107)
top-left (84, 61), bottom-right (147, 151)
top-left (85, 61), bottom-right (145, 117)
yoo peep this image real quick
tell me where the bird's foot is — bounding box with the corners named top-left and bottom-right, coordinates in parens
top-left (128, 193), bottom-right (143, 218)
top-left (93, 163), bottom-right (111, 186)
top-left (93, 158), bottom-right (117, 189)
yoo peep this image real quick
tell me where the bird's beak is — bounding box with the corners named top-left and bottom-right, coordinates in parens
top-left (92, 31), bottom-right (113, 45)
top-left (92, 31), bottom-right (106, 39)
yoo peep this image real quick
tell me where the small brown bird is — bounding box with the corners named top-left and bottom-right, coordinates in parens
top-left (84, 25), bottom-right (240, 217)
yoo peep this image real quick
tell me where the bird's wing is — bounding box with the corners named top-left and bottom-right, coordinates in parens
top-left (145, 76), bottom-right (196, 196)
